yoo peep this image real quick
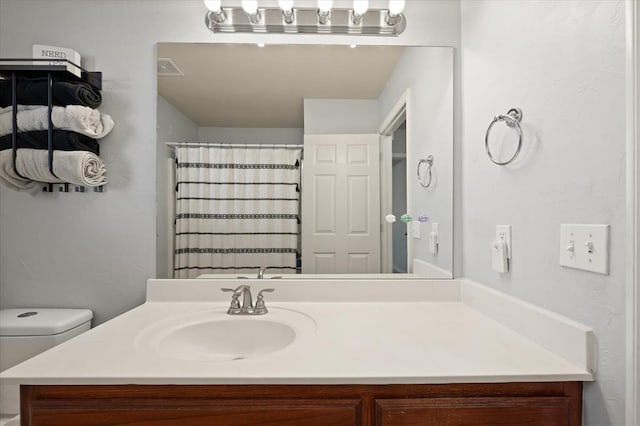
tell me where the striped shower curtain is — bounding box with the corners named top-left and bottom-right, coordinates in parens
top-left (173, 146), bottom-right (302, 278)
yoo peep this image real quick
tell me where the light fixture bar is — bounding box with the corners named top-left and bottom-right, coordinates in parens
top-left (204, 7), bottom-right (406, 36)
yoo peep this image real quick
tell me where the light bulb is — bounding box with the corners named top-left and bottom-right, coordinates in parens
top-left (204, 0), bottom-right (222, 11)
top-left (353, 0), bottom-right (368, 15)
top-left (278, 0), bottom-right (294, 11)
top-left (242, 0), bottom-right (259, 14)
top-left (317, 0), bottom-right (333, 13)
top-left (388, 0), bottom-right (405, 15)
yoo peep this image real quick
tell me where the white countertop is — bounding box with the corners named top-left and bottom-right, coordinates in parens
top-left (0, 279), bottom-right (594, 385)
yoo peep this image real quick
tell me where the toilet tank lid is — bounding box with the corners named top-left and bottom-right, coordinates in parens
top-left (0, 309), bottom-right (93, 336)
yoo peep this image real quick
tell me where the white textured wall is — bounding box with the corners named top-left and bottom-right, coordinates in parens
top-left (303, 99), bottom-right (380, 134)
top-left (461, 1), bottom-right (626, 424)
top-left (156, 96), bottom-right (199, 278)
top-left (0, 0), bottom-right (460, 325)
top-left (198, 127), bottom-right (303, 145)
top-left (379, 47), bottom-right (454, 275)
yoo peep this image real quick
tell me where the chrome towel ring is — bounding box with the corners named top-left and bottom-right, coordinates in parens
top-left (485, 107), bottom-right (523, 166)
top-left (417, 155), bottom-right (434, 188)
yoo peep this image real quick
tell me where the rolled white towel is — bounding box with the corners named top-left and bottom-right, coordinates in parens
top-left (0, 105), bottom-right (114, 139)
top-left (0, 149), bottom-right (107, 189)
top-left (0, 150), bottom-right (36, 190)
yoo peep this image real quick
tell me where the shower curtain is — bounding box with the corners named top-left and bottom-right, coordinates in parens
top-left (173, 145), bottom-right (302, 278)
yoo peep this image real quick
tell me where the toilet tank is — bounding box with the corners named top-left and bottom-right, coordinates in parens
top-left (0, 308), bottom-right (93, 371)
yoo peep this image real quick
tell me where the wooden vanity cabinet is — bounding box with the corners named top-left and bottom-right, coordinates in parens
top-left (375, 397), bottom-right (575, 425)
top-left (21, 382), bottom-right (582, 426)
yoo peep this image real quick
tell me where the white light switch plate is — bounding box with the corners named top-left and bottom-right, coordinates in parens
top-left (559, 224), bottom-right (609, 274)
top-left (412, 221), bottom-right (421, 239)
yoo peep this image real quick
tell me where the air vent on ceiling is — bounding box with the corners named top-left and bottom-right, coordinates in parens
top-left (157, 57), bottom-right (183, 76)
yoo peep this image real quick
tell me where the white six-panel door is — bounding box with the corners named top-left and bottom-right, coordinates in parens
top-left (301, 134), bottom-right (380, 273)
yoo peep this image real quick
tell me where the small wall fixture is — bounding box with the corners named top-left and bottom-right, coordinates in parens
top-left (204, 0), bottom-right (406, 36)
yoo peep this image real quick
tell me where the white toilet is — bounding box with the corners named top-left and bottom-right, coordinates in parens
top-left (0, 308), bottom-right (93, 425)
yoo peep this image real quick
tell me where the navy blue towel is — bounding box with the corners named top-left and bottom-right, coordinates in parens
top-left (0, 77), bottom-right (101, 108)
top-left (0, 130), bottom-right (100, 155)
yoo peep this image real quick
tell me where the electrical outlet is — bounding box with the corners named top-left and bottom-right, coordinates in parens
top-left (495, 225), bottom-right (512, 259)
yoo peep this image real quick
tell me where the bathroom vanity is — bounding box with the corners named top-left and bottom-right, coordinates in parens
top-left (21, 382), bottom-right (582, 425)
top-left (2, 279), bottom-right (593, 425)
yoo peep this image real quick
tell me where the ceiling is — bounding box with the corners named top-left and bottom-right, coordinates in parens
top-left (157, 43), bottom-right (405, 128)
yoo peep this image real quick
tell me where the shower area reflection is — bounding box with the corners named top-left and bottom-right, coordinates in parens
top-left (156, 43), bottom-right (454, 278)
top-left (169, 143), bottom-right (302, 278)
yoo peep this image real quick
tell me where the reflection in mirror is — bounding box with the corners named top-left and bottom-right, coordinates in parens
top-left (156, 44), bottom-right (453, 279)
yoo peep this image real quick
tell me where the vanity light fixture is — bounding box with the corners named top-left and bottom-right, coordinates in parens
top-left (386, 0), bottom-right (405, 25)
top-left (317, 0), bottom-right (333, 25)
top-left (203, 0), bottom-right (406, 36)
top-left (204, 0), bottom-right (226, 23)
top-left (278, 0), bottom-right (295, 24)
top-left (241, 0), bottom-right (261, 24)
top-left (351, 0), bottom-right (368, 25)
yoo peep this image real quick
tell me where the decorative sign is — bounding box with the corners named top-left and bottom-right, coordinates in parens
top-left (32, 44), bottom-right (81, 77)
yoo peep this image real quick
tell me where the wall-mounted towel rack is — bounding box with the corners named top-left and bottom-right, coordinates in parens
top-left (0, 58), bottom-right (104, 192)
top-left (485, 107), bottom-right (523, 166)
top-left (417, 155), bottom-right (434, 188)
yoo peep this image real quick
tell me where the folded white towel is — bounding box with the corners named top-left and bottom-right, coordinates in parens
top-left (0, 105), bottom-right (114, 139)
top-left (0, 149), bottom-right (107, 189)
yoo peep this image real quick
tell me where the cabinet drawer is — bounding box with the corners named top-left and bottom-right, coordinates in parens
top-left (375, 397), bottom-right (572, 426)
top-left (28, 398), bottom-right (361, 426)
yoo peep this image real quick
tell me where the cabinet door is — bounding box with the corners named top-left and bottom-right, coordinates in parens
top-left (375, 397), bottom-right (572, 426)
top-left (28, 399), bottom-right (361, 426)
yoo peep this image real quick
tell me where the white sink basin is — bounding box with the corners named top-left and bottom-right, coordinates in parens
top-left (135, 308), bottom-right (316, 362)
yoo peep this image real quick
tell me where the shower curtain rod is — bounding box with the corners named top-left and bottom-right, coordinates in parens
top-left (166, 142), bottom-right (304, 150)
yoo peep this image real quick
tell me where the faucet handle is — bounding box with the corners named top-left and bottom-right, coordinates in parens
top-left (254, 288), bottom-right (275, 315)
top-left (222, 285), bottom-right (250, 295)
top-left (257, 288), bottom-right (274, 297)
top-left (221, 288), bottom-right (242, 314)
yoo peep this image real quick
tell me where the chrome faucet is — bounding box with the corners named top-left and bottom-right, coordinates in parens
top-left (221, 285), bottom-right (275, 315)
top-left (257, 266), bottom-right (267, 279)
top-left (221, 285), bottom-right (253, 314)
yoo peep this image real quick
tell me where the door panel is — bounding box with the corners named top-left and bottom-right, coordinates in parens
top-left (347, 175), bottom-right (369, 234)
top-left (347, 253), bottom-right (370, 273)
top-left (302, 134), bottom-right (380, 273)
top-left (314, 175), bottom-right (337, 233)
top-left (314, 253), bottom-right (337, 272)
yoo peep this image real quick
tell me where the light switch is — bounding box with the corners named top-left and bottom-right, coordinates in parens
top-left (412, 221), bottom-right (421, 239)
top-left (559, 224), bottom-right (609, 274)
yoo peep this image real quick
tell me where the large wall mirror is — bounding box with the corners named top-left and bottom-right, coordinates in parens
top-left (156, 43), bottom-right (453, 279)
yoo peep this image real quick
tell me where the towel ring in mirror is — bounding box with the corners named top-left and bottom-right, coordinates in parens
top-left (485, 107), bottom-right (523, 166)
top-left (417, 155), bottom-right (434, 188)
